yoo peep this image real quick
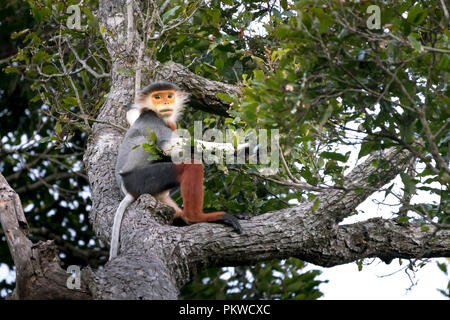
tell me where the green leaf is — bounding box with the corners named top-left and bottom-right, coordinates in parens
top-left (358, 141), bottom-right (378, 159)
top-left (63, 97), bottom-right (78, 106)
top-left (384, 183), bottom-right (394, 198)
top-left (145, 128), bottom-right (158, 143)
top-left (253, 70), bottom-right (265, 83)
top-left (407, 5), bottom-right (427, 25)
top-left (214, 58), bottom-right (224, 71)
top-left (142, 143), bottom-right (152, 151)
top-left (94, 97), bottom-right (106, 110)
top-left (4, 66), bottom-right (18, 74)
top-left (30, 94), bottom-right (41, 102)
top-left (408, 35), bottom-right (423, 52)
top-left (55, 122), bottom-right (62, 134)
top-left (147, 154), bottom-right (162, 161)
top-left (31, 7), bottom-right (42, 23)
top-left (400, 172), bottom-right (416, 195)
top-left (39, 136), bottom-right (52, 144)
top-left (312, 198), bottom-right (320, 212)
top-left (162, 5), bottom-right (180, 22)
top-left (358, 259), bottom-right (363, 271)
top-left (32, 50), bottom-right (51, 64)
top-left (216, 92), bottom-right (234, 103)
top-left (437, 262), bottom-right (447, 275)
top-left (82, 7), bottom-right (99, 31)
top-left (397, 216), bottom-right (410, 224)
top-left (320, 151), bottom-right (348, 162)
top-left (42, 65), bottom-right (58, 75)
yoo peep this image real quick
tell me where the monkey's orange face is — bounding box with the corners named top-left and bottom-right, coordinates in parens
top-left (150, 90), bottom-right (176, 117)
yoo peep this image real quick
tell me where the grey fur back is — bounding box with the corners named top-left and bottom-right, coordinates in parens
top-left (115, 110), bottom-right (179, 193)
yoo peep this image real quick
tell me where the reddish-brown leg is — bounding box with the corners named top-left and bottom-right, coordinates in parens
top-left (174, 161), bottom-right (225, 224)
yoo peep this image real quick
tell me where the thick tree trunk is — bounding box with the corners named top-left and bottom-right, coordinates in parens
top-left (0, 174), bottom-right (91, 299)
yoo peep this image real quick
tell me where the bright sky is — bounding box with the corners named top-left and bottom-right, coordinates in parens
top-left (310, 258), bottom-right (448, 300)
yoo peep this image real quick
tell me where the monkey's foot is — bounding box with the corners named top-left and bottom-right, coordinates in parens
top-left (234, 212), bottom-right (252, 220)
top-left (220, 213), bottom-right (243, 234)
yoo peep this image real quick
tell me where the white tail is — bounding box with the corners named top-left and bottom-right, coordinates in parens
top-left (109, 193), bottom-right (135, 260)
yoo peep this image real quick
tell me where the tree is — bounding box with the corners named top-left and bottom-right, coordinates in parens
top-left (0, 0), bottom-right (449, 299)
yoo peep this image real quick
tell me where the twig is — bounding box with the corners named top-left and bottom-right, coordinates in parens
top-left (57, 29), bottom-right (90, 130)
top-left (440, 0), bottom-right (450, 21)
top-left (276, 139), bottom-right (301, 184)
top-left (433, 119), bottom-right (450, 140)
top-left (373, 52), bottom-right (450, 175)
top-left (66, 40), bottom-right (110, 79)
top-left (126, 0), bottom-right (135, 53)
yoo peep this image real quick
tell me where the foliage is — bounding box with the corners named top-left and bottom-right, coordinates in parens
top-left (174, 0), bottom-right (449, 298)
top-left (226, 0), bottom-right (449, 225)
top-left (0, 0), bottom-right (109, 298)
top-left (143, 128), bottom-right (164, 161)
top-left (154, 0), bottom-right (275, 82)
top-left (437, 259), bottom-right (450, 298)
top-left (181, 258), bottom-right (325, 300)
top-left (9, 0), bottom-right (109, 137)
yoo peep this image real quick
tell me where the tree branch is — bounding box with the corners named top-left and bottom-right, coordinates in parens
top-left (181, 216), bottom-right (450, 269)
top-left (0, 173), bottom-right (91, 299)
top-left (14, 172), bottom-right (82, 194)
top-left (65, 39), bottom-right (111, 79)
top-left (153, 61), bottom-right (241, 116)
top-left (328, 218), bottom-right (450, 266)
top-left (316, 147), bottom-right (411, 223)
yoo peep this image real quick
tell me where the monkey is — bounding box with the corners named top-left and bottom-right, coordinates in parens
top-left (109, 81), bottom-right (245, 260)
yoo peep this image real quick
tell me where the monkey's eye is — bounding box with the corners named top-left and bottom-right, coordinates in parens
top-left (154, 95), bottom-right (161, 99)
top-left (168, 93), bottom-right (173, 99)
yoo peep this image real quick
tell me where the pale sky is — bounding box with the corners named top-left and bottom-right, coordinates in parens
top-left (310, 257), bottom-right (448, 300)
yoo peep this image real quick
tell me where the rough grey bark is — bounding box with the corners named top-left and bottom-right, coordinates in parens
top-left (1, 0), bottom-right (449, 300)
top-left (0, 174), bottom-right (91, 299)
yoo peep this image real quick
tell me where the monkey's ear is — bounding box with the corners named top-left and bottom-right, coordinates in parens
top-left (174, 91), bottom-right (189, 111)
top-left (176, 90), bottom-right (190, 101)
top-left (126, 108), bottom-right (141, 126)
